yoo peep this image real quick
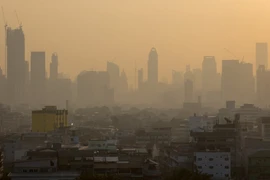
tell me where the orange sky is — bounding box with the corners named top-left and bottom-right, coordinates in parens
top-left (1, 0), bottom-right (270, 85)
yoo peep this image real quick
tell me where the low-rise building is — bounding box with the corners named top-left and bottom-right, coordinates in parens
top-left (8, 158), bottom-right (80, 180)
top-left (135, 124), bottom-right (171, 147)
top-left (194, 151), bottom-right (231, 179)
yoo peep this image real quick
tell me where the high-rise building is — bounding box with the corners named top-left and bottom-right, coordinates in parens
top-left (138, 68), bottom-right (143, 90)
top-left (184, 79), bottom-right (193, 103)
top-left (6, 27), bottom-right (26, 104)
top-left (202, 56), bottom-right (218, 92)
top-left (120, 70), bottom-right (128, 93)
top-left (256, 65), bottom-right (270, 107)
top-left (222, 60), bottom-right (239, 103)
top-left (193, 68), bottom-right (202, 91)
top-left (184, 65), bottom-right (194, 82)
top-left (0, 67), bottom-right (7, 103)
top-left (172, 70), bottom-right (182, 85)
top-left (256, 43), bottom-right (268, 71)
top-left (30, 52), bottom-right (46, 107)
top-left (107, 61), bottom-right (120, 90)
top-left (77, 71), bottom-right (113, 107)
top-left (50, 53), bottom-right (58, 80)
top-left (148, 47), bottom-right (158, 85)
top-left (222, 60), bottom-right (254, 104)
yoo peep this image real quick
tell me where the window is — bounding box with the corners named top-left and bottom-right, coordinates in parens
top-left (33, 169), bottom-right (38, 172)
top-left (225, 174), bottom-right (229, 177)
top-left (22, 169), bottom-right (27, 173)
top-left (209, 158), bottom-right (213, 161)
top-left (225, 158), bottom-right (229, 161)
top-left (29, 169), bottom-right (33, 172)
top-left (209, 166), bottom-right (214, 169)
top-left (225, 166), bottom-right (229, 169)
top-left (198, 158), bottom-right (202, 161)
top-left (197, 166), bottom-right (202, 169)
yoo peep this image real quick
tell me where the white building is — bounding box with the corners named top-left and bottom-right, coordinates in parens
top-left (194, 152), bottom-right (231, 179)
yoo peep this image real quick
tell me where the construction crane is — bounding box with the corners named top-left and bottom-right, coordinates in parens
top-left (224, 48), bottom-right (237, 59)
top-left (1, 6), bottom-right (7, 77)
top-left (15, 10), bottom-right (22, 28)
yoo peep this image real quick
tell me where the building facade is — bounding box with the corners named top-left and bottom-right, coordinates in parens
top-left (32, 106), bottom-right (68, 132)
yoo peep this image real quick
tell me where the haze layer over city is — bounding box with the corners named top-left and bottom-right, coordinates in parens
top-left (2, 1), bottom-right (270, 180)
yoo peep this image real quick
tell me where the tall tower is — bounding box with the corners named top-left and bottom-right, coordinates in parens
top-left (256, 43), bottom-right (268, 71)
top-left (6, 27), bottom-right (26, 104)
top-left (184, 79), bottom-right (193, 103)
top-left (202, 56), bottom-right (218, 92)
top-left (106, 61), bottom-right (120, 90)
top-left (138, 68), bottom-right (143, 90)
top-left (50, 53), bottom-right (58, 80)
top-left (31, 52), bottom-right (46, 107)
top-left (147, 47), bottom-right (158, 85)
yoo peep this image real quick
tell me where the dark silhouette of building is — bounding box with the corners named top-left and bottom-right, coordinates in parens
top-left (172, 70), bottom-right (182, 86)
top-left (30, 52), bottom-right (46, 107)
top-left (148, 47), bottom-right (158, 85)
top-left (184, 65), bottom-right (194, 82)
top-left (138, 68), bottom-right (143, 90)
top-left (107, 61), bottom-right (120, 91)
top-left (256, 65), bottom-right (270, 107)
top-left (222, 60), bottom-right (254, 105)
top-left (202, 56), bottom-right (219, 92)
top-left (184, 79), bottom-right (193, 103)
top-left (0, 67), bottom-right (7, 103)
top-left (120, 70), bottom-right (128, 93)
top-left (50, 53), bottom-right (58, 80)
top-left (77, 71), bottom-right (114, 107)
top-left (193, 68), bottom-right (202, 92)
top-left (6, 27), bottom-right (27, 105)
top-left (256, 43), bottom-right (268, 71)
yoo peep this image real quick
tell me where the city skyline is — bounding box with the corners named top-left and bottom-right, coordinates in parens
top-left (1, 0), bottom-right (270, 85)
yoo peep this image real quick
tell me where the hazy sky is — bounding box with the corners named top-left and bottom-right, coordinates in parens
top-left (1, 0), bottom-right (270, 85)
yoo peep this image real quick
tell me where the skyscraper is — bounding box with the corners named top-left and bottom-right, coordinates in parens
top-left (30, 52), bottom-right (46, 107)
top-left (6, 27), bottom-right (26, 104)
top-left (120, 70), bottom-right (128, 93)
top-left (222, 60), bottom-right (254, 104)
top-left (193, 68), bottom-right (202, 91)
top-left (107, 61), bottom-right (120, 91)
top-left (256, 65), bottom-right (270, 107)
top-left (148, 47), bottom-right (158, 85)
top-left (138, 68), bottom-right (143, 90)
top-left (202, 56), bottom-right (218, 92)
top-left (256, 43), bottom-right (268, 71)
top-left (172, 70), bottom-right (182, 85)
top-left (77, 71), bottom-right (113, 107)
top-left (50, 53), bottom-right (58, 80)
top-left (184, 79), bottom-right (193, 103)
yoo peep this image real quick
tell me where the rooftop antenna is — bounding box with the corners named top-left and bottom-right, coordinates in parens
top-left (1, 7), bottom-right (7, 77)
top-left (15, 10), bottom-right (22, 28)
